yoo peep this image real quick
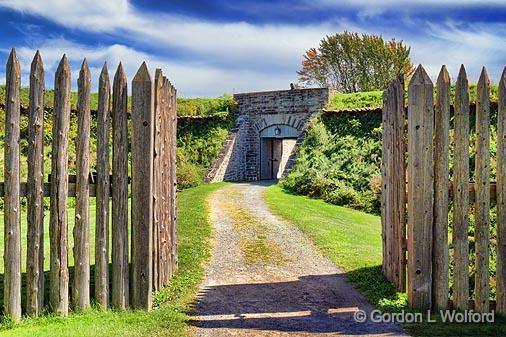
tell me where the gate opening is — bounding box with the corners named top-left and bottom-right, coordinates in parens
top-left (260, 136), bottom-right (297, 180)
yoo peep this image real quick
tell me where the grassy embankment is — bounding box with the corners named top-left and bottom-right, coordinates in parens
top-left (0, 182), bottom-right (226, 336)
top-left (327, 83), bottom-right (500, 110)
top-left (265, 184), bottom-right (506, 336)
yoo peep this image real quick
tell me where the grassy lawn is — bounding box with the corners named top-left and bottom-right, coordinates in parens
top-left (264, 184), bottom-right (506, 337)
top-left (0, 182), bottom-right (226, 336)
top-left (328, 91), bottom-right (383, 110)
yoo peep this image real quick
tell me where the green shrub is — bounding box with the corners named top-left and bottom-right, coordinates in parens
top-left (176, 152), bottom-right (204, 189)
top-left (281, 112), bottom-right (382, 213)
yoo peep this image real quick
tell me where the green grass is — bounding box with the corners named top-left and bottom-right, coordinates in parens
top-left (328, 91), bottom-right (383, 110)
top-left (0, 85), bottom-right (233, 117)
top-left (264, 184), bottom-right (506, 336)
top-left (326, 84), bottom-right (501, 111)
top-left (0, 182), bottom-right (226, 336)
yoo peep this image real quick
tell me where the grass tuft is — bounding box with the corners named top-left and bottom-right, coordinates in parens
top-left (221, 188), bottom-right (287, 266)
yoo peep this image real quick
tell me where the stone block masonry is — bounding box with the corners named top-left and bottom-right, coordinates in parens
top-left (207, 87), bottom-right (334, 182)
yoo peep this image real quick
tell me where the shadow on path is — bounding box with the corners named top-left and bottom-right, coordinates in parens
top-left (191, 273), bottom-right (403, 335)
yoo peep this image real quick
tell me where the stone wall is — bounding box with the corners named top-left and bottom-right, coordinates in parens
top-left (207, 87), bottom-right (333, 182)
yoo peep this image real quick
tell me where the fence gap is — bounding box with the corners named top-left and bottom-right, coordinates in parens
top-left (497, 67), bottom-right (506, 314)
top-left (170, 82), bottom-right (178, 274)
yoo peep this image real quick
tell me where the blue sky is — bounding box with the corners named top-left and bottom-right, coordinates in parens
top-left (0, 0), bottom-right (506, 97)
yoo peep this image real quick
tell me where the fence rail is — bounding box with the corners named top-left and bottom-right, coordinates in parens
top-left (1, 48), bottom-right (177, 320)
top-left (382, 64), bottom-right (506, 313)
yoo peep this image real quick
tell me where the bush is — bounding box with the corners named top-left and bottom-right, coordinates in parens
top-left (281, 112), bottom-right (383, 213)
top-left (176, 153), bottom-right (204, 189)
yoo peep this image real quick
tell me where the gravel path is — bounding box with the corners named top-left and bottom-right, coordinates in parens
top-left (191, 182), bottom-right (406, 337)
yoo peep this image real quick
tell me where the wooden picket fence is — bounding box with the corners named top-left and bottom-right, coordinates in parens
top-left (382, 64), bottom-right (506, 313)
top-left (1, 48), bottom-right (177, 320)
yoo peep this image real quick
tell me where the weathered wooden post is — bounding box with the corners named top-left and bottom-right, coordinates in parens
top-left (453, 65), bottom-right (470, 311)
top-left (381, 75), bottom-right (406, 291)
top-left (73, 59), bottom-right (91, 310)
top-left (474, 67), bottom-right (491, 313)
top-left (497, 67), bottom-right (506, 314)
top-left (27, 50), bottom-right (45, 316)
top-left (50, 55), bottom-right (71, 315)
top-left (4, 48), bottom-right (22, 321)
top-left (95, 62), bottom-right (111, 308)
top-left (112, 63), bottom-right (130, 309)
top-left (407, 65), bottom-right (434, 310)
top-left (432, 66), bottom-right (450, 309)
top-left (131, 62), bottom-right (154, 309)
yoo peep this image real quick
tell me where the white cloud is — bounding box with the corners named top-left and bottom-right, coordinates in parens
top-left (0, 0), bottom-right (354, 96)
top-left (407, 21), bottom-right (506, 83)
top-left (308, 0), bottom-right (506, 8)
top-left (1, 0), bottom-right (506, 95)
top-left (0, 0), bottom-right (346, 71)
top-left (9, 38), bottom-right (298, 97)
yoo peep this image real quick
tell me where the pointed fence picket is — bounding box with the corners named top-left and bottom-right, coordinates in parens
top-left (26, 51), bottom-right (45, 317)
top-left (95, 63), bottom-right (110, 309)
top-left (382, 64), bottom-right (506, 313)
top-left (0, 48), bottom-right (178, 319)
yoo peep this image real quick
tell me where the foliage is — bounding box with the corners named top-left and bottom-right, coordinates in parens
top-left (297, 31), bottom-right (414, 92)
top-left (281, 113), bottom-right (383, 214)
top-left (176, 114), bottom-right (235, 188)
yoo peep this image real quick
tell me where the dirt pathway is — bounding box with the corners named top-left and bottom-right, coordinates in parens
top-left (191, 182), bottom-right (406, 337)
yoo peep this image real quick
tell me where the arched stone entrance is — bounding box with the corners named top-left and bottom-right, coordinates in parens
top-left (206, 87), bottom-right (334, 182)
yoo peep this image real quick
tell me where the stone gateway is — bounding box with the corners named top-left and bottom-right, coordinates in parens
top-left (207, 87), bottom-right (334, 182)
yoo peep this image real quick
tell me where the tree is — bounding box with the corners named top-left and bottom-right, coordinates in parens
top-left (297, 31), bottom-right (414, 92)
